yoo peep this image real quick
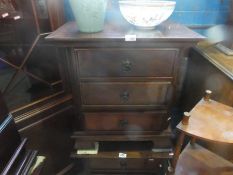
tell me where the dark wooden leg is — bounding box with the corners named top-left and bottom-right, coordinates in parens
top-left (190, 137), bottom-right (196, 146)
top-left (172, 132), bottom-right (185, 172)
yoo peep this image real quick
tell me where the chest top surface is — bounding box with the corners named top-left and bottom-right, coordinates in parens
top-left (46, 21), bottom-right (205, 43)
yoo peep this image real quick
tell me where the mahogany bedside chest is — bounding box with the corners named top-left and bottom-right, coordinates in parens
top-left (46, 21), bottom-right (204, 174)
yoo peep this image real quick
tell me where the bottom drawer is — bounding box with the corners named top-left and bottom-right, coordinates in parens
top-left (84, 112), bottom-right (168, 131)
top-left (89, 158), bottom-right (165, 172)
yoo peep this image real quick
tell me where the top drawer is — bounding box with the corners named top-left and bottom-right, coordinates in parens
top-left (76, 49), bottom-right (178, 78)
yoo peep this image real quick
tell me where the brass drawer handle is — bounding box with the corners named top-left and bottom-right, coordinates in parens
top-left (121, 60), bottom-right (132, 72)
top-left (120, 91), bottom-right (130, 102)
top-left (118, 119), bottom-right (129, 128)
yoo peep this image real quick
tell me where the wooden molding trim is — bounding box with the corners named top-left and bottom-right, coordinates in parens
top-left (12, 92), bottom-right (73, 130)
top-left (18, 105), bottom-right (73, 133)
top-left (11, 91), bottom-right (66, 115)
top-left (14, 94), bottom-right (72, 123)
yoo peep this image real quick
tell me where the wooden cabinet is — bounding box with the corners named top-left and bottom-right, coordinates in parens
top-left (46, 21), bottom-right (204, 174)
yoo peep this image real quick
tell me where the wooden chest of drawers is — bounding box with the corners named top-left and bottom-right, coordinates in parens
top-left (46, 21), bottom-right (204, 173)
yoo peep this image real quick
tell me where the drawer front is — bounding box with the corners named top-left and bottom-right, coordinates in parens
top-left (77, 49), bottom-right (178, 78)
top-left (84, 112), bottom-right (167, 131)
top-left (81, 82), bottom-right (172, 106)
top-left (89, 158), bottom-right (164, 171)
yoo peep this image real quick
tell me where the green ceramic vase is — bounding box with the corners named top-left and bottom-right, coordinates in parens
top-left (69, 0), bottom-right (108, 33)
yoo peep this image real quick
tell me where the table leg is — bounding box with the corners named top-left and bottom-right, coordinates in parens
top-left (172, 132), bottom-right (185, 171)
top-left (190, 137), bottom-right (196, 145)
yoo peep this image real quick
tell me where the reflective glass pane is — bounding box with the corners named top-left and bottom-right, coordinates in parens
top-left (4, 70), bottom-right (61, 110)
top-left (25, 38), bottom-right (60, 83)
top-left (0, 61), bottom-right (16, 92)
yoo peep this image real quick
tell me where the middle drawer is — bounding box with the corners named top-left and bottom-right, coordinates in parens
top-left (80, 82), bottom-right (171, 107)
top-left (83, 112), bottom-right (167, 131)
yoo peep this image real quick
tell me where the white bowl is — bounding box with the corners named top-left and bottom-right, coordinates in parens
top-left (119, 0), bottom-right (176, 29)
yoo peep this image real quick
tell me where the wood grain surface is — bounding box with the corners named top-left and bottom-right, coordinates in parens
top-left (178, 99), bottom-right (233, 143)
top-left (175, 144), bottom-right (233, 175)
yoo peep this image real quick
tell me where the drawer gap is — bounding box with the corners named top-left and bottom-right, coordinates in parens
top-left (99, 141), bottom-right (153, 152)
top-left (71, 141), bottom-right (173, 159)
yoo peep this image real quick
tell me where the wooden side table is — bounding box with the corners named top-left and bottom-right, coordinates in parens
top-left (175, 143), bottom-right (233, 175)
top-left (172, 90), bottom-right (233, 171)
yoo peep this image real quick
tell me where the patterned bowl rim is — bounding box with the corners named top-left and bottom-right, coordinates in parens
top-left (119, 0), bottom-right (176, 7)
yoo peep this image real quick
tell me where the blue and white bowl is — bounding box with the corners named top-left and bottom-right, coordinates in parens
top-left (119, 0), bottom-right (176, 29)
